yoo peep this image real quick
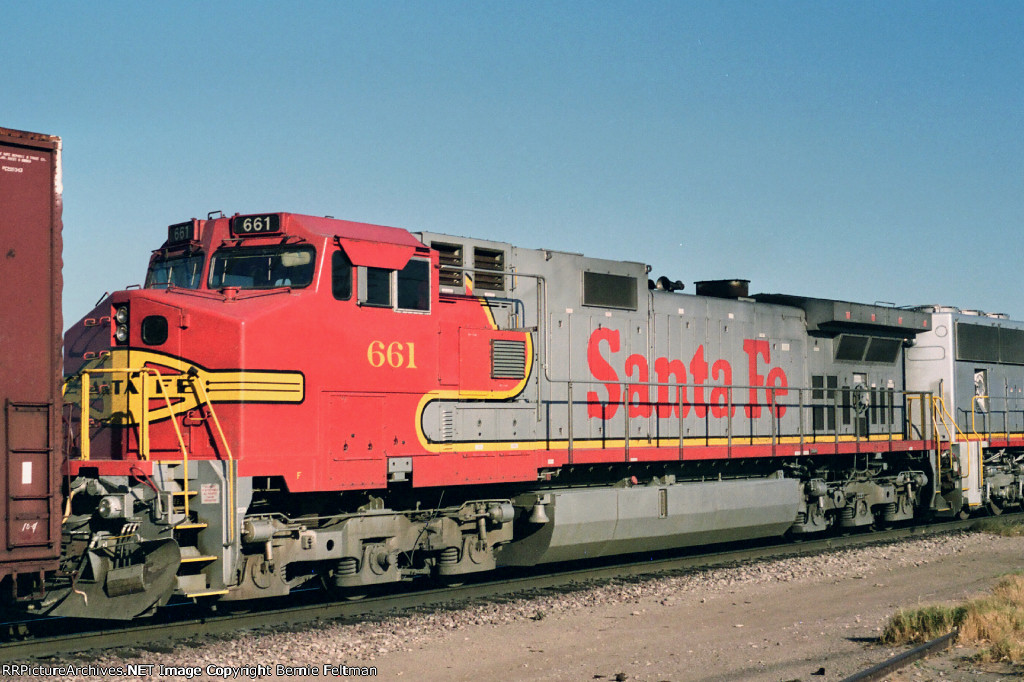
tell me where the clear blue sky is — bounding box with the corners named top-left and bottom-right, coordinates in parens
top-left (4, 1), bottom-right (1022, 326)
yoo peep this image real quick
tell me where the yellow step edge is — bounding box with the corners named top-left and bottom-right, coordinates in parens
top-left (174, 523), bottom-right (209, 530)
top-left (185, 589), bottom-right (229, 598)
top-left (180, 555), bottom-right (218, 563)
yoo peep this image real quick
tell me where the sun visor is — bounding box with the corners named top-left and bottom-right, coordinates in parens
top-left (337, 238), bottom-right (415, 270)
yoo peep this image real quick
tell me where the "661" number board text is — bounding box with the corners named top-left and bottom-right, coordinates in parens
top-left (231, 214), bottom-right (282, 237)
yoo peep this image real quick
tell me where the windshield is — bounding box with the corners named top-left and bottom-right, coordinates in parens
top-left (145, 252), bottom-right (205, 289)
top-left (208, 245), bottom-right (316, 290)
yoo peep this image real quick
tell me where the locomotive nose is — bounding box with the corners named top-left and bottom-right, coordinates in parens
top-left (64, 294), bottom-right (191, 372)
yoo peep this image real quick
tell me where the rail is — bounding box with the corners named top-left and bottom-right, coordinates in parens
top-left (69, 367), bottom-right (236, 532)
top-left (971, 395), bottom-right (986, 439)
top-left (73, 367), bottom-right (192, 517)
top-left (927, 393), bottom-right (1024, 444)
top-left (555, 378), bottom-right (934, 462)
top-left (72, 367), bottom-right (189, 462)
top-left (909, 395), bottom-right (961, 474)
top-left (904, 394), bottom-right (991, 493)
top-left (0, 514), bottom-right (990, 664)
top-left (186, 370), bottom-right (237, 543)
top-left (839, 630), bottom-right (957, 682)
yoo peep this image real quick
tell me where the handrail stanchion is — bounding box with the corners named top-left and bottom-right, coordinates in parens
top-left (567, 381), bottom-right (573, 464)
top-left (189, 373), bottom-right (236, 543)
top-left (770, 391), bottom-right (777, 457)
top-left (139, 371), bottom-right (149, 459)
top-left (677, 385), bottom-right (683, 460)
top-left (623, 382), bottom-right (630, 462)
top-left (798, 387), bottom-right (805, 456)
top-left (727, 387), bottom-right (733, 457)
top-left (79, 375), bottom-right (90, 462)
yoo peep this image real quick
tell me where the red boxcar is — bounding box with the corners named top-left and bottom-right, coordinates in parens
top-left (0, 127), bottom-right (63, 600)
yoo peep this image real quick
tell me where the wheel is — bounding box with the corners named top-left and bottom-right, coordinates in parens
top-left (958, 506), bottom-right (972, 520)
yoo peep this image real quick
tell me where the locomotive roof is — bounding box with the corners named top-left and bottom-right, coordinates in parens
top-left (286, 214), bottom-right (424, 248)
top-left (283, 214), bottom-right (426, 269)
top-left (754, 293), bottom-right (930, 336)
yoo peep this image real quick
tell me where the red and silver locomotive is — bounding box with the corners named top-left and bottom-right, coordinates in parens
top-left (27, 211), bottom-right (1024, 619)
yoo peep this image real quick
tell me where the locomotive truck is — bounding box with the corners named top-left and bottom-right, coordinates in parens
top-left (5, 209), bottom-right (1024, 620)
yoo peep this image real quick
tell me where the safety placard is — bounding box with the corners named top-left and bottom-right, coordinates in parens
top-left (200, 483), bottom-right (221, 505)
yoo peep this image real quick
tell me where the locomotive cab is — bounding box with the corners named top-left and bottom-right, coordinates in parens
top-left (53, 213), bottom-right (527, 617)
top-left (145, 219), bottom-right (205, 290)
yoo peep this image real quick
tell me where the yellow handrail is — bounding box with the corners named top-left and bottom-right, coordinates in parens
top-left (74, 367), bottom-right (192, 518)
top-left (966, 395), bottom-right (988, 492)
top-left (970, 395), bottom-right (988, 439)
top-left (931, 395), bottom-right (961, 474)
top-left (906, 394), bottom-right (961, 474)
top-left (926, 394), bottom-right (987, 490)
top-left (71, 365), bottom-right (240, 541)
top-left (933, 396), bottom-right (965, 439)
top-left (187, 373), bottom-right (237, 544)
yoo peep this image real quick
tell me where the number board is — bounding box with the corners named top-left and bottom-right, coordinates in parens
top-left (167, 220), bottom-right (197, 244)
top-left (231, 214), bottom-right (282, 237)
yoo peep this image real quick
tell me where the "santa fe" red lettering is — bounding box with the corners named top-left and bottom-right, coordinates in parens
top-left (585, 329), bottom-right (788, 419)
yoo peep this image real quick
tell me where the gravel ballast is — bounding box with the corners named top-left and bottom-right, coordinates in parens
top-left (6, 531), bottom-right (1024, 681)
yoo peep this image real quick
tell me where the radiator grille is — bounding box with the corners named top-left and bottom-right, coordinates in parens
top-left (491, 339), bottom-right (526, 379)
top-left (441, 409), bottom-right (454, 441)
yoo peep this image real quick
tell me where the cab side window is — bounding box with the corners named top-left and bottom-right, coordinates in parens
top-left (354, 257), bottom-right (431, 311)
top-left (397, 259), bottom-right (430, 311)
top-left (364, 267), bottom-right (392, 307)
top-left (332, 250), bottom-right (352, 300)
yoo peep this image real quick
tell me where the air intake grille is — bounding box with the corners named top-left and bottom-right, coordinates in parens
top-left (491, 339), bottom-right (526, 379)
top-left (433, 242), bottom-right (463, 287)
top-left (474, 247), bottom-right (505, 291)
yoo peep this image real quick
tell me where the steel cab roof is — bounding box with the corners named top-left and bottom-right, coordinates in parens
top-left (229, 213), bottom-right (427, 270)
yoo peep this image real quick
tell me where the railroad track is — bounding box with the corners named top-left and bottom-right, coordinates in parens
top-left (839, 630), bottom-right (958, 682)
top-left (0, 515), bottom-right (1006, 664)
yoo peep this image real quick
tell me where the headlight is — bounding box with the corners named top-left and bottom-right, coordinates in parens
top-left (112, 304), bottom-right (130, 345)
top-left (97, 495), bottom-right (131, 519)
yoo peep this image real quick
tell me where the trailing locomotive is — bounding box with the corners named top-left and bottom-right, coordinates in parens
top-left (906, 306), bottom-right (1024, 514)
top-left (14, 211), bottom-right (1024, 620)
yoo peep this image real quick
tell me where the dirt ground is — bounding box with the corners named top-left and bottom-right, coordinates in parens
top-left (14, 534), bottom-right (1021, 682)
top-left (356, 536), bottom-right (1024, 682)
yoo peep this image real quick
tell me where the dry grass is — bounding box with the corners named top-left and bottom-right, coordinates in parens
top-left (881, 574), bottom-right (1024, 664)
top-left (959, 575), bottom-right (1024, 663)
top-left (972, 518), bottom-right (1024, 537)
top-left (880, 605), bottom-right (965, 645)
